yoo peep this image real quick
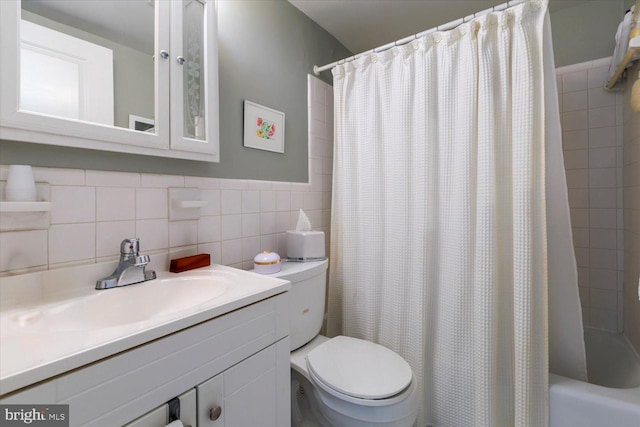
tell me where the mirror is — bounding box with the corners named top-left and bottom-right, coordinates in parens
top-left (19, 0), bottom-right (156, 133)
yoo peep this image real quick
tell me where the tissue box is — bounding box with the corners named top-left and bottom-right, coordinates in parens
top-left (286, 230), bottom-right (325, 259)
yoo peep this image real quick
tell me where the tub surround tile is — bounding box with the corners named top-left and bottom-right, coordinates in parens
top-left (559, 57), bottom-right (625, 332)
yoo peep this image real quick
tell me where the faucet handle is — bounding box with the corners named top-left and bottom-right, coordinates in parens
top-left (120, 238), bottom-right (140, 256)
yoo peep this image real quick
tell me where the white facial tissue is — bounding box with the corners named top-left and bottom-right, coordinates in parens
top-left (296, 209), bottom-right (312, 231)
top-left (287, 209), bottom-right (325, 260)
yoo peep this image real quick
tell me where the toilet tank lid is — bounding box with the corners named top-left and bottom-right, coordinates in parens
top-left (306, 336), bottom-right (413, 400)
top-left (266, 259), bottom-right (328, 283)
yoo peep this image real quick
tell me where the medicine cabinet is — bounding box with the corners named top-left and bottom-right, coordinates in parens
top-left (0, 0), bottom-right (219, 162)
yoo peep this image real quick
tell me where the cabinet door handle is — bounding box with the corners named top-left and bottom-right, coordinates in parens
top-left (177, 56), bottom-right (185, 65)
top-left (209, 405), bottom-right (222, 421)
top-left (160, 50), bottom-right (169, 60)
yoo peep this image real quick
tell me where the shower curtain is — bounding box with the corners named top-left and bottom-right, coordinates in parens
top-left (326, 1), bottom-right (586, 426)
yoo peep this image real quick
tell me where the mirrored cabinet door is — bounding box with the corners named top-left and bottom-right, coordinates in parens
top-left (169, 0), bottom-right (219, 157)
top-left (0, 0), bottom-right (219, 162)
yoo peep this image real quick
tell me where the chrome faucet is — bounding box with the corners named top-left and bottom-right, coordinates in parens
top-left (96, 238), bottom-right (157, 290)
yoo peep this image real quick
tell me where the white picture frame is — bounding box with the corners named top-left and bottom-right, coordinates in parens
top-left (243, 100), bottom-right (285, 153)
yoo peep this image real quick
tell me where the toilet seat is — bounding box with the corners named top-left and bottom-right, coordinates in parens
top-left (306, 336), bottom-right (413, 401)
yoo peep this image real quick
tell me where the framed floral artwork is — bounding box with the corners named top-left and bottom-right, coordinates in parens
top-left (243, 100), bottom-right (285, 153)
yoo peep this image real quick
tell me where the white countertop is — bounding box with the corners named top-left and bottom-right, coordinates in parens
top-left (0, 264), bottom-right (290, 395)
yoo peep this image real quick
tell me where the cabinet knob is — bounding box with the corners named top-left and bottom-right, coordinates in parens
top-left (160, 50), bottom-right (169, 60)
top-left (209, 405), bottom-right (222, 421)
top-left (177, 56), bottom-right (185, 65)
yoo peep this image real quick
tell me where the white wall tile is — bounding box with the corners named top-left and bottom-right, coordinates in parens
top-left (590, 228), bottom-right (617, 250)
top-left (562, 130), bottom-right (588, 150)
top-left (136, 219), bottom-right (169, 251)
top-left (590, 209), bottom-right (617, 229)
top-left (565, 169), bottom-right (588, 188)
top-left (589, 188), bottom-right (616, 208)
top-left (260, 212), bottom-right (277, 235)
top-left (276, 191), bottom-right (291, 212)
top-left (589, 148), bottom-right (616, 169)
top-left (200, 189), bottom-right (221, 216)
top-left (242, 237), bottom-right (261, 262)
top-left (563, 91), bottom-right (587, 112)
top-left (589, 248), bottom-right (617, 269)
top-left (563, 70), bottom-right (588, 93)
top-left (564, 149), bottom-right (588, 170)
top-left (51, 186), bottom-right (95, 224)
top-left (260, 190), bottom-right (276, 212)
top-left (587, 65), bottom-right (609, 88)
top-left (97, 187), bottom-right (135, 221)
top-left (49, 223), bottom-right (95, 264)
top-left (260, 234), bottom-right (278, 253)
top-left (184, 176), bottom-right (220, 189)
top-left (35, 167), bottom-right (84, 185)
top-left (242, 190), bottom-right (260, 213)
top-left (590, 268), bottom-right (617, 290)
top-left (221, 239), bottom-right (242, 265)
top-left (568, 189), bottom-right (589, 208)
top-left (136, 188), bottom-right (167, 219)
top-left (590, 308), bottom-right (618, 331)
top-left (86, 170), bottom-right (140, 187)
top-left (96, 221), bottom-right (135, 258)
top-left (588, 106), bottom-right (616, 128)
top-left (0, 230), bottom-right (47, 272)
top-left (570, 209), bottom-right (589, 228)
top-left (589, 168), bottom-right (617, 188)
top-left (0, 71), bottom-right (334, 278)
top-left (198, 216), bottom-right (220, 243)
top-left (589, 126), bottom-right (617, 148)
top-left (221, 214), bottom-right (242, 241)
top-left (221, 190), bottom-right (242, 215)
top-left (242, 214), bottom-right (260, 237)
top-left (590, 288), bottom-right (618, 310)
top-left (588, 88), bottom-right (616, 109)
top-left (141, 174), bottom-right (184, 188)
top-left (169, 220), bottom-right (197, 247)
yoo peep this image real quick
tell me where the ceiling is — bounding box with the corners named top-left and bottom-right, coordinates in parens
top-left (288, 0), bottom-right (593, 54)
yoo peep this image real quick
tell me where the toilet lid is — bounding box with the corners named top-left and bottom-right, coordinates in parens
top-left (305, 336), bottom-right (412, 400)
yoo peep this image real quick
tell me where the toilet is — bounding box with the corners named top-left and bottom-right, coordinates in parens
top-left (269, 259), bottom-right (419, 427)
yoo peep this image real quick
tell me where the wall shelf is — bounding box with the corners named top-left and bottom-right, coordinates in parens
top-left (0, 201), bottom-right (52, 213)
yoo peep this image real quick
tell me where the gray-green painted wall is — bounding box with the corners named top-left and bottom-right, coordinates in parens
top-left (550, 0), bottom-right (633, 68)
top-left (2, 0), bottom-right (635, 180)
top-left (0, 0), bottom-right (351, 183)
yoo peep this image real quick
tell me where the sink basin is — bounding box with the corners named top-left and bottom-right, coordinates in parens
top-left (2, 274), bottom-right (229, 334)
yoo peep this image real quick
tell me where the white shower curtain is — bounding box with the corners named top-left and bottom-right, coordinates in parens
top-left (327, 1), bottom-right (586, 426)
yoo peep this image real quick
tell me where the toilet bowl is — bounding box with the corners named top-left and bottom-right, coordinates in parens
top-left (267, 260), bottom-right (419, 427)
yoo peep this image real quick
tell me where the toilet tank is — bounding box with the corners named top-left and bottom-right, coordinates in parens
top-left (268, 259), bottom-right (328, 351)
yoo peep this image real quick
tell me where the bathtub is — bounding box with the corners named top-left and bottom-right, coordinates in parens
top-left (550, 327), bottom-right (640, 427)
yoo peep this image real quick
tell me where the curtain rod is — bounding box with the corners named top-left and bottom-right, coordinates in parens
top-left (313, 0), bottom-right (529, 75)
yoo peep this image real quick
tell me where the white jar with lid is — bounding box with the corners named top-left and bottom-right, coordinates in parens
top-left (253, 251), bottom-right (282, 274)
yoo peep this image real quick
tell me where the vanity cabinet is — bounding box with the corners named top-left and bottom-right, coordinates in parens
top-left (0, 0), bottom-right (219, 162)
top-left (0, 293), bottom-right (290, 427)
top-left (125, 390), bottom-right (196, 427)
